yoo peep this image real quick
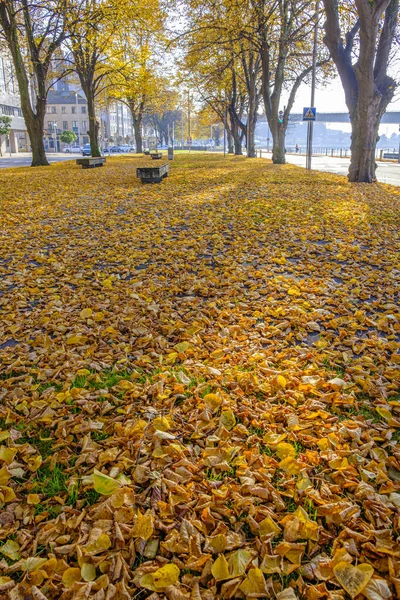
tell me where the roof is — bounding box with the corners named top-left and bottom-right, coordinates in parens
top-left (47, 90), bottom-right (87, 105)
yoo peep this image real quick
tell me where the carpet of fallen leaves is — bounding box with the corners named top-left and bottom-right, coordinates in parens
top-left (0, 153), bottom-right (400, 600)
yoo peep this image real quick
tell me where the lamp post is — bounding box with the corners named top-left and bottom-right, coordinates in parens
top-left (398, 124), bottom-right (400, 163)
top-left (53, 122), bottom-right (57, 153)
top-left (306, 0), bottom-right (320, 171)
top-left (75, 92), bottom-right (81, 148)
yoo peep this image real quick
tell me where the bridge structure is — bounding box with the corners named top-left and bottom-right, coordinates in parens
top-left (259, 112), bottom-right (400, 124)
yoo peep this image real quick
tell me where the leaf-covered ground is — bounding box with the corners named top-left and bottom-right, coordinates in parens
top-left (0, 153), bottom-right (399, 600)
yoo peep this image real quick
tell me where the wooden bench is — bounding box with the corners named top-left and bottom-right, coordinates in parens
top-left (76, 157), bottom-right (106, 169)
top-left (144, 150), bottom-right (150, 155)
top-left (137, 163), bottom-right (169, 184)
top-left (151, 152), bottom-right (163, 160)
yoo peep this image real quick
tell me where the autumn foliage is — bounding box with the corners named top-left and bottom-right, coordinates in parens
top-left (0, 154), bottom-right (399, 599)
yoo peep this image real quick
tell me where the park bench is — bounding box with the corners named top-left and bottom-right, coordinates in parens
top-left (151, 152), bottom-right (163, 160)
top-left (76, 157), bottom-right (106, 169)
top-left (137, 162), bottom-right (169, 184)
top-left (144, 150), bottom-right (150, 155)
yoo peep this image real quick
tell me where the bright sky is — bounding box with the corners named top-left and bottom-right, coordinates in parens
top-left (291, 77), bottom-right (400, 135)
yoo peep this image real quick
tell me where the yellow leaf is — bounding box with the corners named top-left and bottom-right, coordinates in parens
top-left (80, 308), bottom-right (92, 319)
top-left (210, 349), bottom-right (225, 359)
top-left (132, 511), bottom-right (154, 540)
top-left (263, 432), bottom-right (287, 445)
top-left (66, 334), bottom-right (87, 345)
top-left (174, 341), bottom-right (190, 353)
top-left (102, 278), bottom-right (113, 288)
top-left (153, 416), bottom-right (171, 431)
top-left (81, 563), bottom-right (97, 582)
top-left (92, 469), bottom-right (120, 495)
top-left (21, 557), bottom-right (47, 572)
top-left (77, 368), bottom-right (91, 376)
top-left (62, 567), bottom-right (82, 588)
top-left (208, 533), bottom-right (227, 554)
top-left (333, 562), bottom-right (373, 599)
top-left (204, 393), bottom-right (222, 410)
top-left (94, 312), bottom-right (105, 321)
top-left (277, 375), bottom-right (287, 388)
top-left (276, 442), bottom-right (296, 459)
top-left (259, 516), bottom-right (281, 537)
top-left (279, 456), bottom-right (301, 475)
top-left (0, 540), bottom-right (20, 561)
top-left (140, 563), bottom-right (180, 591)
top-left (0, 447), bottom-right (17, 463)
top-left (376, 407), bottom-right (392, 421)
top-left (287, 287), bottom-right (301, 296)
top-left (1, 486), bottom-right (16, 502)
top-left (239, 568), bottom-right (267, 597)
top-left (220, 410), bottom-right (236, 430)
top-left (211, 554), bottom-right (230, 581)
top-left (229, 549), bottom-right (252, 577)
top-left (27, 493), bottom-right (41, 505)
top-left (0, 466), bottom-right (10, 485)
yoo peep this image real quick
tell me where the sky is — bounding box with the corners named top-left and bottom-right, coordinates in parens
top-left (291, 78), bottom-right (400, 136)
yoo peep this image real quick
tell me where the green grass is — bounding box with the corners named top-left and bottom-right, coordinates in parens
top-left (392, 430), bottom-right (400, 441)
top-left (359, 405), bottom-right (382, 423)
top-left (286, 498), bottom-right (297, 512)
top-left (66, 483), bottom-right (79, 507)
top-left (205, 468), bottom-right (224, 481)
top-left (92, 431), bottom-right (109, 441)
top-left (294, 441), bottom-right (305, 456)
top-left (259, 443), bottom-right (273, 456)
top-left (248, 425), bottom-right (265, 437)
top-left (303, 498), bottom-right (317, 520)
top-left (18, 427), bottom-right (54, 458)
top-left (37, 381), bottom-right (63, 394)
top-left (84, 489), bottom-right (100, 506)
top-left (33, 463), bottom-right (67, 497)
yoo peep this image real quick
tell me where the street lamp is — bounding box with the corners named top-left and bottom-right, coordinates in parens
top-left (75, 92), bottom-right (81, 148)
top-left (53, 122), bottom-right (57, 153)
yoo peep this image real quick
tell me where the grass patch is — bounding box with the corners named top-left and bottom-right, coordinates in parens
top-left (33, 463), bottom-right (67, 497)
top-left (92, 431), bottom-right (109, 441)
top-left (84, 489), bottom-right (101, 506)
top-left (19, 427), bottom-right (54, 458)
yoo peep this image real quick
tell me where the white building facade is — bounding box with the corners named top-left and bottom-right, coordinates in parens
top-left (0, 51), bottom-right (29, 154)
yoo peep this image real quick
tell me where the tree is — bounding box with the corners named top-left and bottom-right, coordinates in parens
top-left (0, 115), bottom-right (12, 156)
top-left (60, 129), bottom-right (77, 144)
top-left (250, 0), bottom-right (330, 164)
top-left (323, 0), bottom-right (399, 182)
top-left (0, 1), bottom-right (68, 166)
top-left (63, 0), bottom-right (116, 157)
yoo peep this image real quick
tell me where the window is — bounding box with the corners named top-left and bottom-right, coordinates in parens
top-left (46, 106), bottom-right (52, 113)
top-left (48, 120), bottom-right (57, 129)
top-left (63, 121), bottom-right (68, 130)
top-left (51, 106), bottom-right (57, 114)
top-left (71, 106), bottom-right (76, 114)
top-left (81, 106), bottom-right (86, 114)
top-left (61, 106), bottom-right (66, 114)
top-left (81, 120), bottom-right (87, 132)
top-left (72, 121), bottom-right (78, 129)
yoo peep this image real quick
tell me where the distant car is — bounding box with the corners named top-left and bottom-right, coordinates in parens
top-left (109, 146), bottom-right (120, 153)
top-left (118, 145), bottom-right (132, 153)
top-left (82, 143), bottom-right (91, 156)
top-left (102, 147), bottom-right (109, 154)
top-left (64, 145), bottom-right (81, 153)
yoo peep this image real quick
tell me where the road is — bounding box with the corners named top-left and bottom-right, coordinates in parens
top-left (267, 152), bottom-right (400, 186)
top-left (0, 153), bottom-right (81, 168)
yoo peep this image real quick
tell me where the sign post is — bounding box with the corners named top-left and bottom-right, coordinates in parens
top-left (306, 0), bottom-right (319, 170)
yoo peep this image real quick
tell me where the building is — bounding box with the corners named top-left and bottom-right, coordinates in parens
top-left (101, 102), bottom-right (134, 145)
top-left (0, 51), bottom-right (29, 154)
top-left (45, 89), bottom-right (89, 150)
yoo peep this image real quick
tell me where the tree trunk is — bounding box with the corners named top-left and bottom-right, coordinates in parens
top-left (227, 131), bottom-right (234, 154)
top-left (348, 94), bottom-right (381, 182)
top-left (271, 122), bottom-right (286, 164)
top-left (24, 102), bottom-right (49, 166)
top-left (85, 90), bottom-right (100, 157)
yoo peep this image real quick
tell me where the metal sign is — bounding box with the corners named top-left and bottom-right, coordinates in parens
top-left (303, 107), bottom-right (316, 121)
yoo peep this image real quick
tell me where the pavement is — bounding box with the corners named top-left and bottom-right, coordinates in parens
top-left (1, 151), bottom-right (400, 186)
top-left (262, 151), bottom-right (400, 186)
top-left (0, 152), bottom-right (81, 168)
